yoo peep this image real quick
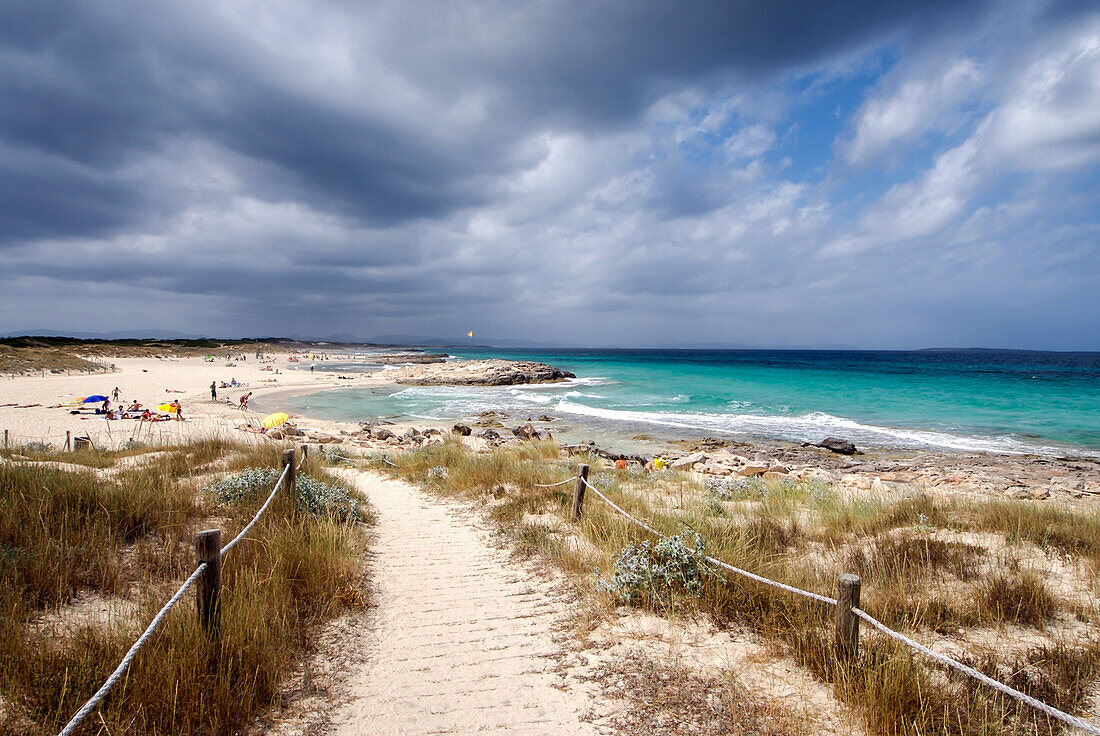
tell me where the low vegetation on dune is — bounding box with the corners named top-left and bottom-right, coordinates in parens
top-left (0, 440), bottom-right (371, 735)
top-left (366, 439), bottom-right (1100, 736)
top-left (0, 336), bottom-right (304, 376)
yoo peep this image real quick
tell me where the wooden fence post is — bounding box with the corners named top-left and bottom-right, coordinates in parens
top-left (835, 573), bottom-right (861, 661)
top-left (283, 448), bottom-right (297, 514)
top-left (299, 444), bottom-right (308, 464)
top-left (571, 463), bottom-right (590, 521)
top-left (196, 529), bottom-right (222, 641)
top-left (65, 431), bottom-right (71, 452)
top-left (3, 430), bottom-right (7, 449)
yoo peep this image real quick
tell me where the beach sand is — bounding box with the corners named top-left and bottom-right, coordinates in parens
top-left (0, 354), bottom-right (395, 450)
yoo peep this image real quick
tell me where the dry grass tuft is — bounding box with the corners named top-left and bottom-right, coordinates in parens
top-left (978, 571), bottom-right (1058, 627)
top-left (588, 650), bottom-right (799, 736)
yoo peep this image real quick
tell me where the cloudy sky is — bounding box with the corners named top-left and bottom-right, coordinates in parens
top-left (1, 0), bottom-right (1098, 349)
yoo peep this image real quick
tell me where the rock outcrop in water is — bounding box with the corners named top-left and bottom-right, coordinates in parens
top-left (385, 359), bottom-right (575, 386)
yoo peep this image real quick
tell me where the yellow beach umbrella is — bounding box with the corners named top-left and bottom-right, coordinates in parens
top-left (158, 403), bottom-right (179, 413)
top-left (261, 412), bottom-right (289, 429)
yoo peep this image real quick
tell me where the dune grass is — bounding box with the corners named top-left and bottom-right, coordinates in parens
top-left (375, 439), bottom-right (1100, 736)
top-left (0, 440), bottom-right (370, 735)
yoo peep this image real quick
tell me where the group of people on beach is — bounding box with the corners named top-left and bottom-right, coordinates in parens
top-left (74, 393), bottom-right (183, 422)
top-left (210, 381), bottom-right (252, 410)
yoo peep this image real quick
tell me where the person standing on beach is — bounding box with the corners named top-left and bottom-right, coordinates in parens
top-left (112, 387), bottom-right (120, 401)
top-left (210, 381), bottom-right (217, 401)
top-left (239, 392), bottom-right (252, 410)
top-left (172, 400), bottom-right (183, 421)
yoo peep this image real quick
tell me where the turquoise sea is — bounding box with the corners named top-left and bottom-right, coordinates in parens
top-left (283, 349), bottom-right (1100, 456)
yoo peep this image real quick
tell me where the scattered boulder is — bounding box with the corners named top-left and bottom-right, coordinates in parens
top-left (512, 424), bottom-right (551, 441)
top-left (266, 429), bottom-right (285, 440)
top-left (537, 414), bottom-right (554, 422)
top-left (370, 427), bottom-right (395, 440)
top-left (479, 429), bottom-right (501, 440)
top-left (452, 423), bottom-right (472, 436)
top-left (670, 452), bottom-right (707, 469)
top-left (738, 464), bottom-right (769, 477)
top-left (1010, 487), bottom-right (1051, 500)
top-left (816, 437), bottom-right (858, 455)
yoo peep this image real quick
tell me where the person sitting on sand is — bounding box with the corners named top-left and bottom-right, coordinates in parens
top-left (615, 455), bottom-right (628, 470)
top-left (128, 401), bottom-right (141, 412)
top-left (239, 392), bottom-right (252, 410)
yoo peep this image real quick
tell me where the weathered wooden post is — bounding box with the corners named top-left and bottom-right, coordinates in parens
top-left (299, 444), bottom-right (308, 465)
top-left (283, 448), bottom-right (297, 515)
top-left (65, 431), bottom-right (71, 452)
top-left (835, 574), bottom-right (861, 661)
top-left (196, 529), bottom-right (222, 641)
top-left (571, 463), bottom-right (590, 521)
top-left (3, 430), bottom-right (7, 449)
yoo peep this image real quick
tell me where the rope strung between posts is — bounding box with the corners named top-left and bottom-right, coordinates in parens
top-left (56, 562), bottom-right (208, 736)
top-left (532, 477), bottom-right (576, 488)
top-left (853, 608), bottom-right (1100, 736)
top-left (575, 474), bottom-right (1099, 734)
top-left (56, 461), bottom-right (293, 736)
top-left (220, 463), bottom-right (291, 557)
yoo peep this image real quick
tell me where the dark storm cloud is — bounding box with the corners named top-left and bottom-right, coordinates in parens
top-left (0, 0), bottom-right (988, 245)
top-left (389, 0), bottom-right (990, 124)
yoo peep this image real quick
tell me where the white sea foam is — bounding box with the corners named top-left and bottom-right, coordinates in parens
top-left (551, 400), bottom-right (1085, 456)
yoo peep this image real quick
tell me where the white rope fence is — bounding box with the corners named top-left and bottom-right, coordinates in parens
top-left (55, 460), bottom-right (294, 736)
top-left (57, 563), bottom-right (208, 736)
top-left (575, 474), bottom-right (1100, 735)
top-left (532, 477), bottom-right (576, 488)
top-left (853, 608), bottom-right (1100, 736)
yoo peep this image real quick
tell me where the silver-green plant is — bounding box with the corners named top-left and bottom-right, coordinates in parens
top-left (597, 531), bottom-right (714, 606)
top-left (206, 468), bottom-right (359, 522)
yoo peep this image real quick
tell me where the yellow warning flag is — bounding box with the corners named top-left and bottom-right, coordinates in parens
top-left (467, 330), bottom-right (474, 337)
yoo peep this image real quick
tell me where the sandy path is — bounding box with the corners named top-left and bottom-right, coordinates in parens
top-left (328, 469), bottom-right (597, 736)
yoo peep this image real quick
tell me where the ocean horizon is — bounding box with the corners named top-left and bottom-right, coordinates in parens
top-left (281, 347), bottom-right (1100, 457)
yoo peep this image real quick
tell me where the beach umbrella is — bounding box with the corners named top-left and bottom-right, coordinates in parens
top-left (261, 412), bottom-right (289, 429)
top-left (157, 403), bottom-right (179, 413)
top-left (83, 395), bottom-right (108, 403)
